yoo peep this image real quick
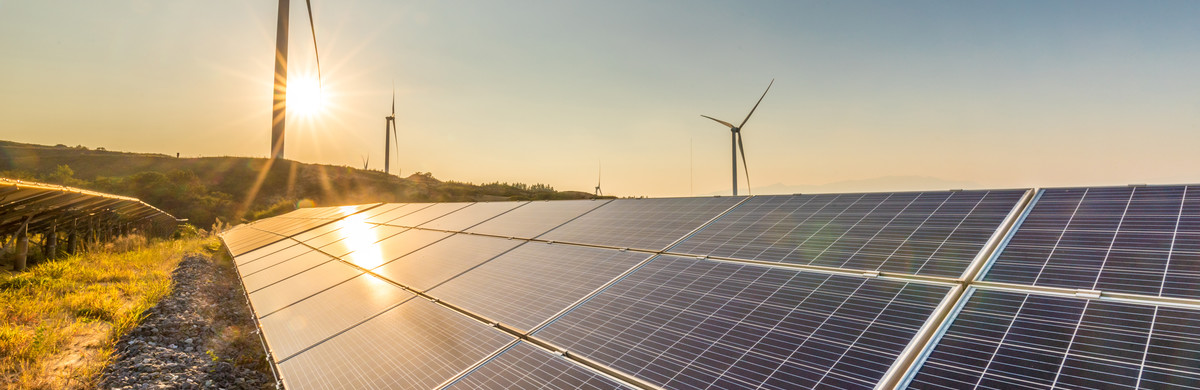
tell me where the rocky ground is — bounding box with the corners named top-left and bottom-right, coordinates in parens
top-left (98, 252), bottom-right (274, 390)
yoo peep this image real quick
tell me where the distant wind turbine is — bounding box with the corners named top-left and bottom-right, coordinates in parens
top-left (701, 79), bottom-right (773, 196)
top-left (360, 154), bottom-right (369, 170)
top-left (270, 0), bottom-right (322, 160)
top-left (384, 86), bottom-right (400, 175)
top-left (594, 161), bottom-right (603, 197)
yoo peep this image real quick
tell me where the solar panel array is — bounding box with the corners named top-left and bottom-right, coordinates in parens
top-left (220, 185), bottom-right (1200, 389)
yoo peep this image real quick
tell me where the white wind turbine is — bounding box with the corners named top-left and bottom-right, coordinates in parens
top-left (270, 0), bottom-right (322, 160)
top-left (701, 79), bottom-right (773, 196)
top-left (384, 87), bottom-right (400, 175)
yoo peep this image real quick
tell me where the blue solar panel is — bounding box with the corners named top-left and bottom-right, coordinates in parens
top-left (905, 288), bottom-right (1200, 389)
top-left (535, 255), bottom-right (951, 389)
top-left (983, 185), bottom-right (1200, 299)
top-left (669, 190), bottom-right (1025, 277)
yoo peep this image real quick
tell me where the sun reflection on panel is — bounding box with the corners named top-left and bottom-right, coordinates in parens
top-left (332, 213), bottom-right (389, 269)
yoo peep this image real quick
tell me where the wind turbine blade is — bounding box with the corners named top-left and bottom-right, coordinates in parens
top-left (304, 0), bottom-right (322, 89)
top-left (737, 132), bottom-right (751, 195)
top-left (738, 78), bottom-right (774, 129)
top-left (391, 82), bottom-right (396, 115)
top-left (700, 115), bottom-right (735, 129)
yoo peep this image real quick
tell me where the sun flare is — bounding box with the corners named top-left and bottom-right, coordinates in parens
top-left (287, 77), bottom-right (325, 117)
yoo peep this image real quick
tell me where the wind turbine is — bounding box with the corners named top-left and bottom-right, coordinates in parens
top-left (384, 86), bottom-right (400, 175)
top-left (360, 154), bottom-right (369, 170)
top-left (270, 0), bottom-right (322, 160)
top-left (594, 161), bottom-right (603, 197)
top-left (701, 79), bottom-right (773, 196)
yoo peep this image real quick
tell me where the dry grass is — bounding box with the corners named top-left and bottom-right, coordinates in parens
top-left (0, 235), bottom-right (213, 389)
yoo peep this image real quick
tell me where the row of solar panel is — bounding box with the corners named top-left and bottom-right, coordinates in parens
top-left (219, 185), bottom-right (1200, 389)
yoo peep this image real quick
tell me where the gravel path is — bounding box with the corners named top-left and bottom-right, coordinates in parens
top-left (99, 252), bottom-right (274, 390)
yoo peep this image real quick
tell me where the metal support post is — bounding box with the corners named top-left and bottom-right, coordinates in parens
top-left (13, 217), bottom-right (30, 272)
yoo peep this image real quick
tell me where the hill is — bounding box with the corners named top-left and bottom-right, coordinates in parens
top-left (0, 140), bottom-right (602, 227)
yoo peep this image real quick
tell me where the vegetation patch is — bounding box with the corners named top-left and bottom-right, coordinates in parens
top-left (0, 236), bottom-right (209, 389)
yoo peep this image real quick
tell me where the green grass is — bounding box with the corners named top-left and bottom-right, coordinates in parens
top-left (0, 235), bottom-right (211, 389)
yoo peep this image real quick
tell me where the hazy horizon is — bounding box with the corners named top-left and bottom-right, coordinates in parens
top-left (3, 1), bottom-right (1199, 197)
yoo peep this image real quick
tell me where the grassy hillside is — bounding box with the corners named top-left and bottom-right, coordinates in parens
top-left (0, 140), bottom-right (602, 227)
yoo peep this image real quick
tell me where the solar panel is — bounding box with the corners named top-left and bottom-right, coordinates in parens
top-left (315, 225), bottom-right (408, 258)
top-left (465, 199), bottom-right (609, 239)
top-left (232, 238), bottom-right (300, 266)
top-left (258, 274), bottom-right (414, 360)
top-left (241, 250), bottom-right (333, 292)
top-left (247, 260), bottom-right (364, 316)
top-left (448, 341), bottom-right (635, 390)
top-left (669, 190), bottom-right (1026, 277)
top-left (419, 201), bottom-right (528, 232)
top-left (982, 185), bottom-right (1200, 299)
top-left (275, 298), bottom-right (514, 390)
top-left (378, 202), bottom-right (473, 228)
top-left (363, 203), bottom-right (428, 224)
top-left (371, 234), bottom-right (522, 292)
top-left (540, 197), bottom-right (745, 251)
top-left (534, 255), bottom-right (951, 389)
top-left (428, 242), bottom-right (653, 331)
top-left (340, 229), bottom-right (453, 270)
top-left (904, 288), bottom-right (1200, 389)
top-left (236, 242), bottom-right (313, 276)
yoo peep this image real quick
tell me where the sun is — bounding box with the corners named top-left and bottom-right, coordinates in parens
top-left (287, 77), bottom-right (325, 117)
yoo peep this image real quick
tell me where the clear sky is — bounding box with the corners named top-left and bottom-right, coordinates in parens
top-left (2, 1), bottom-right (1199, 197)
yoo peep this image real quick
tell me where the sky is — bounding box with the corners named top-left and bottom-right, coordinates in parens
top-left (1, 1), bottom-right (1199, 197)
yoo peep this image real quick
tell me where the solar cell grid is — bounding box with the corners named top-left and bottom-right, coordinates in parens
top-left (669, 190), bottom-right (1025, 278)
top-left (539, 197), bottom-right (744, 251)
top-left (448, 341), bottom-right (635, 390)
top-left (313, 225), bottom-right (408, 258)
top-left (276, 299), bottom-right (513, 390)
top-left (258, 274), bottom-right (414, 359)
top-left (465, 199), bottom-right (609, 239)
top-left (983, 185), bottom-right (1200, 299)
top-left (419, 201), bottom-right (527, 232)
top-left (232, 239), bottom-right (299, 265)
top-left (535, 255), bottom-right (950, 390)
top-left (905, 289), bottom-right (1200, 389)
top-left (428, 243), bottom-right (652, 331)
top-left (363, 203), bottom-right (427, 224)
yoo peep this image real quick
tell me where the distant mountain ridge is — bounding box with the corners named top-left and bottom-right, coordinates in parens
top-left (0, 140), bottom-right (599, 227)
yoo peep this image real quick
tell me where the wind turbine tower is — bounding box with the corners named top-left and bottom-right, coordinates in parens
top-left (701, 79), bottom-right (773, 196)
top-left (270, 0), bottom-right (322, 160)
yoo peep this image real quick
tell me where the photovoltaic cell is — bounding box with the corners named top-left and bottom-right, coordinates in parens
top-left (906, 289), bottom-right (1200, 389)
top-left (258, 274), bottom-right (414, 360)
top-left (428, 243), bottom-right (652, 331)
top-left (669, 190), bottom-right (1025, 278)
top-left (371, 234), bottom-right (522, 292)
top-left (247, 260), bottom-right (363, 316)
top-left (540, 197), bottom-right (744, 251)
top-left (276, 299), bottom-right (513, 390)
top-left (535, 255), bottom-right (950, 389)
top-left (466, 199), bottom-right (609, 239)
top-left (448, 341), bottom-right (634, 390)
top-left (419, 201), bottom-right (528, 232)
top-left (983, 185), bottom-right (1200, 299)
top-left (233, 239), bottom-right (300, 266)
